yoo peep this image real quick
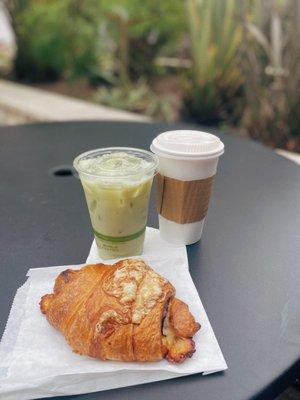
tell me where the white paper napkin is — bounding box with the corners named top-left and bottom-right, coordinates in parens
top-left (0, 227), bottom-right (227, 400)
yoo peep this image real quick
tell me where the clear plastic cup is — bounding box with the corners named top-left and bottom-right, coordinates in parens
top-left (151, 130), bottom-right (224, 245)
top-left (74, 147), bottom-right (158, 259)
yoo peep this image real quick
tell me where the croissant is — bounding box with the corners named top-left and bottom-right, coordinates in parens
top-left (40, 259), bottom-right (200, 363)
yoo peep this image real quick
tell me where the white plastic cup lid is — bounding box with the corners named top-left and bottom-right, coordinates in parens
top-left (150, 130), bottom-right (224, 159)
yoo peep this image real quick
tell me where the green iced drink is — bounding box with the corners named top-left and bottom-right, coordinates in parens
top-left (74, 148), bottom-right (158, 259)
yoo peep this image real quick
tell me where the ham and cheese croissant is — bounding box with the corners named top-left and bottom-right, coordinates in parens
top-left (40, 259), bottom-right (200, 363)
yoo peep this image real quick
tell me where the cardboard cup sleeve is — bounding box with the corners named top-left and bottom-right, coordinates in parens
top-left (156, 173), bottom-right (215, 224)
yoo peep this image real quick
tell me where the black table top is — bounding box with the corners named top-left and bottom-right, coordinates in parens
top-left (0, 121), bottom-right (299, 400)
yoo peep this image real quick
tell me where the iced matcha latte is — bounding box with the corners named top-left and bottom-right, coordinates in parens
top-left (74, 148), bottom-right (158, 259)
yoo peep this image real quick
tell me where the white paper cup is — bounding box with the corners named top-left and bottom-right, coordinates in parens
top-left (150, 130), bottom-right (224, 245)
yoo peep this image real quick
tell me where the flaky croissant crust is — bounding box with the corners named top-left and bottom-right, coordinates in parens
top-left (40, 259), bottom-right (200, 363)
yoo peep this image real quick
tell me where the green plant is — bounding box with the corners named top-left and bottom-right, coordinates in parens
top-left (96, 81), bottom-right (175, 122)
top-left (5, 0), bottom-right (100, 81)
top-left (183, 0), bottom-right (243, 124)
top-left (240, 0), bottom-right (300, 150)
top-left (98, 0), bottom-right (185, 85)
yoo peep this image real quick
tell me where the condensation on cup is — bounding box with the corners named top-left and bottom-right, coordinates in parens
top-left (151, 130), bottom-right (224, 245)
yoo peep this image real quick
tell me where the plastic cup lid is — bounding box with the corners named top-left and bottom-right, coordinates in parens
top-left (150, 130), bottom-right (224, 159)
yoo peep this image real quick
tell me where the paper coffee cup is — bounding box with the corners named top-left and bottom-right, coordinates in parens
top-left (150, 130), bottom-right (224, 245)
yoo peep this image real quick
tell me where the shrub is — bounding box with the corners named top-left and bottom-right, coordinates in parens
top-left (96, 81), bottom-right (175, 122)
top-left (182, 0), bottom-right (243, 124)
top-left (5, 0), bottom-right (100, 81)
top-left (240, 0), bottom-right (300, 150)
top-left (98, 0), bottom-right (185, 84)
